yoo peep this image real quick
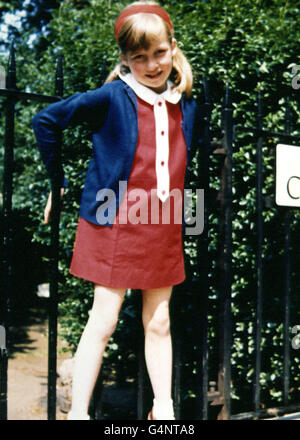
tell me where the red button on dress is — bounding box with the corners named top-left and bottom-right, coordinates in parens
top-left (69, 96), bottom-right (187, 289)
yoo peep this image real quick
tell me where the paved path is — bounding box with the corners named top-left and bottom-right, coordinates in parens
top-left (7, 320), bottom-right (70, 420)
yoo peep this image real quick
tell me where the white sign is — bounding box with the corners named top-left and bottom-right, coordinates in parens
top-left (276, 144), bottom-right (300, 207)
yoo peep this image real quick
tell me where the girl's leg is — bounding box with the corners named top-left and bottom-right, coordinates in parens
top-left (68, 284), bottom-right (126, 419)
top-left (141, 286), bottom-right (175, 420)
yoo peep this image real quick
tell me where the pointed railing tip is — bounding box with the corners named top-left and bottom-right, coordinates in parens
top-left (55, 50), bottom-right (63, 75)
top-left (284, 97), bottom-right (291, 134)
top-left (9, 39), bottom-right (16, 64)
top-left (224, 83), bottom-right (232, 108)
top-left (100, 60), bottom-right (108, 85)
top-left (257, 89), bottom-right (262, 105)
top-left (202, 77), bottom-right (211, 104)
top-left (257, 89), bottom-right (262, 114)
top-left (55, 51), bottom-right (64, 97)
top-left (6, 39), bottom-right (16, 89)
top-left (285, 96), bottom-right (290, 108)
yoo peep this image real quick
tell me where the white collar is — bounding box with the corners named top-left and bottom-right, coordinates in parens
top-left (119, 72), bottom-right (182, 105)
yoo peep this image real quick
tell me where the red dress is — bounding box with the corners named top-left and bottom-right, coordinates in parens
top-left (69, 96), bottom-right (187, 289)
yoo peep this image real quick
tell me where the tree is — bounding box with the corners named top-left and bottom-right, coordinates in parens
top-left (0, 1), bottom-right (62, 51)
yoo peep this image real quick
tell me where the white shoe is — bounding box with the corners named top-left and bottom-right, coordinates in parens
top-left (152, 398), bottom-right (175, 420)
top-left (67, 411), bottom-right (90, 420)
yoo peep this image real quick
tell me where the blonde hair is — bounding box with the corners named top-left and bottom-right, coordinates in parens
top-left (105, 1), bottom-right (193, 97)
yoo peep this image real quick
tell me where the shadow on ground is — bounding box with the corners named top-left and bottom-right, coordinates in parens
top-left (7, 297), bottom-right (49, 359)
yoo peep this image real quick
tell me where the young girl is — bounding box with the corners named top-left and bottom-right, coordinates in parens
top-left (33, 1), bottom-right (202, 420)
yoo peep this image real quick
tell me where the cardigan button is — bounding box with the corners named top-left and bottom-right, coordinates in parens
top-left (161, 161), bottom-right (165, 166)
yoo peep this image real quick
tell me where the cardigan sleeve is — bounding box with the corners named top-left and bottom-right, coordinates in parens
top-left (32, 85), bottom-right (111, 187)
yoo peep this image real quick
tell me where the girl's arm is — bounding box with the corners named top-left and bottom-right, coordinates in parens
top-left (43, 187), bottom-right (65, 224)
top-left (32, 86), bottom-right (110, 223)
top-left (32, 86), bottom-right (111, 187)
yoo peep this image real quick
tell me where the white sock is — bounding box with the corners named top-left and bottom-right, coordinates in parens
top-left (67, 411), bottom-right (90, 420)
top-left (153, 398), bottom-right (175, 420)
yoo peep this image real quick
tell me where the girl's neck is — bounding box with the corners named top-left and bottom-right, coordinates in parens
top-left (146, 82), bottom-right (168, 94)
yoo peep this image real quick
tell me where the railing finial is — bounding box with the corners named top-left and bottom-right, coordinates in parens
top-left (6, 40), bottom-right (16, 89)
top-left (55, 50), bottom-right (64, 97)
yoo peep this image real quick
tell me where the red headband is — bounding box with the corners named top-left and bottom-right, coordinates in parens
top-left (115, 4), bottom-right (173, 41)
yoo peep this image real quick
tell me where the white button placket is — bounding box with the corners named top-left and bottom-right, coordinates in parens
top-left (154, 97), bottom-right (169, 202)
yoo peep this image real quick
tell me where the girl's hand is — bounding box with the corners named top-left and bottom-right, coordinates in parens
top-left (44, 188), bottom-right (65, 224)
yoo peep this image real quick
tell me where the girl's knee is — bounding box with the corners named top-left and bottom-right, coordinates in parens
top-left (88, 308), bottom-right (119, 341)
top-left (143, 303), bottom-right (171, 337)
top-left (88, 285), bottom-right (126, 340)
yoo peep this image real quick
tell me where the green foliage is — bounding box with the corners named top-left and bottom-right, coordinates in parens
top-left (1, 0), bottom-right (300, 418)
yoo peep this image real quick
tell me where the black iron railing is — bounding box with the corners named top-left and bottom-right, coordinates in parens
top-left (229, 95), bottom-right (300, 421)
top-left (0, 42), bottom-right (63, 421)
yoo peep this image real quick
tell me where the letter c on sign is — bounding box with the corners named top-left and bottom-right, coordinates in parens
top-left (287, 176), bottom-right (300, 200)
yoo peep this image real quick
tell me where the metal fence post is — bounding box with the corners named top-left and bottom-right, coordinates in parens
top-left (254, 90), bottom-right (263, 415)
top-left (283, 98), bottom-right (292, 407)
top-left (217, 84), bottom-right (233, 420)
top-left (194, 77), bottom-right (211, 420)
top-left (0, 41), bottom-right (16, 421)
top-left (47, 52), bottom-right (64, 420)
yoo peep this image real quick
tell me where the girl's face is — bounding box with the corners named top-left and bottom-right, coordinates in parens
top-left (120, 34), bottom-right (177, 94)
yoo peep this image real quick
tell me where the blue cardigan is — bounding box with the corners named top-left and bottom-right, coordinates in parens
top-left (32, 79), bottom-right (204, 225)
